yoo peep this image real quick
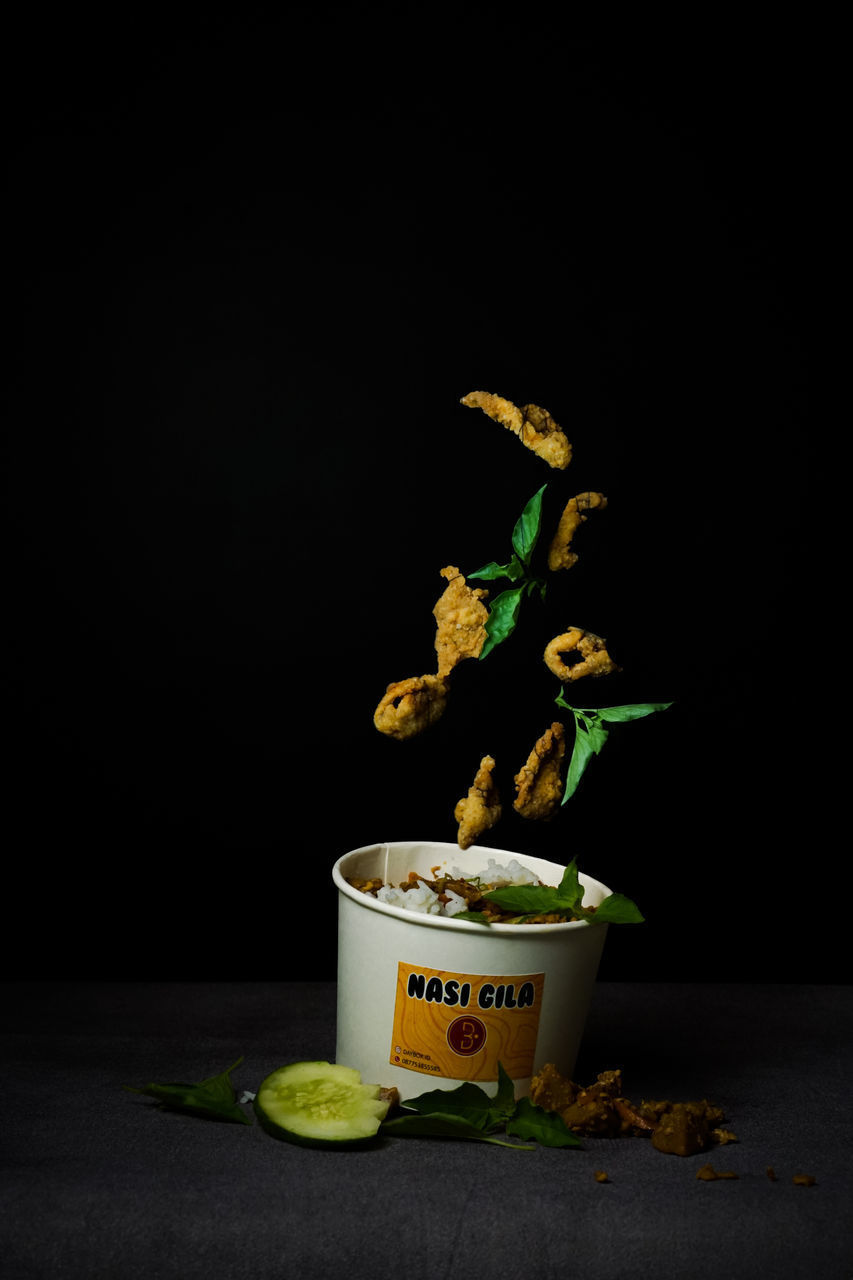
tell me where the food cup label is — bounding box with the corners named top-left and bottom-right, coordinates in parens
top-left (389, 961), bottom-right (545, 1081)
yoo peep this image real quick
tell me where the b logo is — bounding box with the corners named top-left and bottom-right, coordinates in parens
top-left (446, 1015), bottom-right (487, 1057)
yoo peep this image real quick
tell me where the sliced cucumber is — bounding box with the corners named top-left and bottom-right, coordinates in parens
top-left (254, 1061), bottom-right (390, 1148)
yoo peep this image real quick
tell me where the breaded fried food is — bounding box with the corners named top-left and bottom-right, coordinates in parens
top-left (460, 390), bottom-right (572, 470)
top-left (513, 721), bottom-right (566, 820)
top-left (373, 673), bottom-right (450, 740)
top-left (454, 754), bottom-right (502, 849)
top-left (433, 565), bottom-right (490, 678)
top-left (548, 491), bottom-right (608, 571)
top-left (544, 628), bottom-right (620, 682)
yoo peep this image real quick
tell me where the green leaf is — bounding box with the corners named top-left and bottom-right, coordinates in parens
top-left (592, 893), bottom-right (645, 924)
top-left (483, 857), bottom-right (643, 927)
top-left (562, 720), bottom-right (599, 804)
top-left (451, 910), bottom-right (492, 925)
top-left (511, 484), bottom-right (547, 567)
top-left (124, 1057), bottom-right (252, 1124)
top-left (556, 695), bottom-right (672, 805)
top-left (380, 1112), bottom-right (534, 1148)
top-left (492, 1062), bottom-right (517, 1125)
top-left (480, 586), bottom-right (525, 658)
top-left (556, 857), bottom-right (583, 907)
top-left (483, 884), bottom-right (562, 915)
top-left (469, 553), bottom-right (526, 584)
top-left (505, 1097), bottom-right (582, 1147)
top-left (594, 702), bottom-right (673, 723)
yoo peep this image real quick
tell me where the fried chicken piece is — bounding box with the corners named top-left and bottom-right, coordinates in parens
top-left (547, 491), bottom-right (608, 572)
top-left (460, 391), bottom-right (572, 470)
top-left (513, 722), bottom-right (566, 820)
top-left (373, 674), bottom-right (450, 740)
top-left (543, 627), bottom-right (620, 682)
top-left (454, 754), bottom-right (502, 850)
top-left (433, 565), bottom-right (490, 678)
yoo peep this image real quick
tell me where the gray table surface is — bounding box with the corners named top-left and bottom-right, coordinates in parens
top-left (2, 981), bottom-right (851, 1280)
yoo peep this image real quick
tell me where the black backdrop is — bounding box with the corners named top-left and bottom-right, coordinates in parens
top-left (7, 15), bottom-right (836, 982)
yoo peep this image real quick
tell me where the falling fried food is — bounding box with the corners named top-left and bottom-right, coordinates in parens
top-left (373, 674), bottom-right (450, 740)
top-left (460, 390), bottom-right (572, 470)
top-left (543, 627), bottom-right (620, 682)
top-left (547, 491), bottom-right (608, 572)
top-left (454, 754), bottom-right (502, 850)
top-left (433, 565), bottom-right (490, 678)
top-left (513, 722), bottom-right (566, 820)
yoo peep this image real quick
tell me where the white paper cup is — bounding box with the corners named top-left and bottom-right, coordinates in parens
top-left (333, 840), bottom-right (610, 1098)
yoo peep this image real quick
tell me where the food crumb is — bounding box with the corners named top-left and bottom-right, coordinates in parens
top-left (766, 1166), bottom-right (778, 1181)
top-left (696, 1163), bottom-right (738, 1181)
top-left (792, 1173), bottom-right (817, 1187)
top-left (593, 1170), bottom-right (609, 1183)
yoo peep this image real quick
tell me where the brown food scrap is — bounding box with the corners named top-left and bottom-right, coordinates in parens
top-left (433, 565), bottom-right (490, 678)
top-left (373, 673), bottom-right (450, 740)
top-left (643, 1100), bottom-right (728, 1157)
top-left (547, 491), bottom-right (608, 572)
top-left (651, 1104), bottom-right (712, 1157)
top-left (529, 1062), bottom-right (577, 1114)
top-left (347, 877), bottom-right (385, 895)
top-left (696, 1163), bottom-right (738, 1181)
top-left (529, 1064), bottom-right (732, 1156)
top-left (593, 1170), bottom-right (610, 1183)
top-left (513, 722), bottom-right (566, 821)
top-left (454, 754), bottom-right (502, 850)
top-left (543, 627), bottom-right (620, 682)
top-left (792, 1173), bottom-right (817, 1187)
top-left (550, 1069), bottom-right (629, 1138)
top-left (766, 1166), bottom-right (778, 1181)
top-left (379, 1086), bottom-right (401, 1113)
top-left (460, 390), bottom-right (572, 470)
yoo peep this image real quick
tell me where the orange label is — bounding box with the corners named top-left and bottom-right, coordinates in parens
top-left (389, 961), bottom-right (545, 1082)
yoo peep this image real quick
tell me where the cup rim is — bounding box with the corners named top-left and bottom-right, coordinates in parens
top-left (332, 840), bottom-right (613, 935)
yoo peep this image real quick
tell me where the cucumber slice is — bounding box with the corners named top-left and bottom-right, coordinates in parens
top-left (254, 1061), bottom-right (390, 1148)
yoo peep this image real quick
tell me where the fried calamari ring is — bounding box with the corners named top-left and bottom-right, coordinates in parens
top-left (547, 491), bottom-right (608, 571)
top-left (373, 674), bottom-right (450, 740)
top-left (543, 628), bottom-right (619, 682)
top-left (460, 390), bottom-right (572, 470)
top-left (433, 565), bottom-right (490, 678)
top-left (454, 754), bottom-right (502, 850)
top-left (513, 722), bottom-right (566, 821)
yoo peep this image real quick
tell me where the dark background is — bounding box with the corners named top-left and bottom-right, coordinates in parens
top-left (6, 15), bottom-right (837, 981)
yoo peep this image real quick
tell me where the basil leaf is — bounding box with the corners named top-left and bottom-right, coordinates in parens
top-left (556, 695), bottom-right (672, 805)
top-left (555, 858), bottom-right (583, 910)
top-left (381, 1112), bottom-right (534, 1147)
top-left (483, 884), bottom-right (563, 915)
top-left (505, 1097), bottom-right (582, 1148)
top-left (451, 910), bottom-right (491, 925)
top-left (592, 893), bottom-right (645, 924)
top-left (594, 702), bottom-right (673, 723)
top-left (492, 1062), bottom-right (517, 1125)
top-left (511, 484), bottom-right (547, 568)
top-left (562, 720), bottom-right (599, 804)
top-left (124, 1057), bottom-right (252, 1125)
top-left (480, 586), bottom-right (525, 658)
top-left (400, 1080), bottom-right (497, 1129)
top-left (469, 553), bottom-right (526, 583)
